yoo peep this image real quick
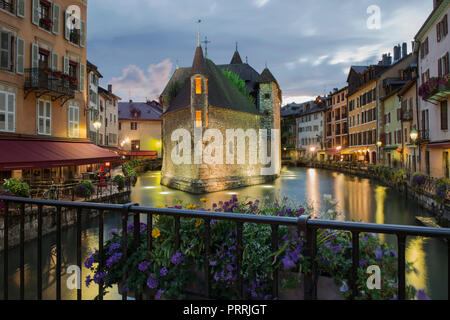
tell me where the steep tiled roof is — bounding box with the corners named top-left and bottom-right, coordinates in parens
top-left (165, 59), bottom-right (260, 115)
top-left (257, 68), bottom-right (278, 84)
top-left (217, 63), bottom-right (260, 93)
top-left (230, 50), bottom-right (243, 64)
top-left (118, 101), bottom-right (163, 120)
top-left (191, 46), bottom-right (209, 75)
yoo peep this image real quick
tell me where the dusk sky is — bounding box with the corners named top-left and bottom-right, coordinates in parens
top-left (87, 0), bottom-right (432, 105)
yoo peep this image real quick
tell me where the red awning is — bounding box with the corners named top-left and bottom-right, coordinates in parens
top-left (123, 151), bottom-right (157, 157)
top-left (0, 140), bottom-right (120, 171)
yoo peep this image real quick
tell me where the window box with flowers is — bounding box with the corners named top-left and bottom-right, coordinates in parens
top-left (418, 75), bottom-right (450, 102)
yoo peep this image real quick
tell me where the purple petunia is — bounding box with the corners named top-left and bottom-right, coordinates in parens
top-left (106, 252), bottom-right (122, 268)
top-left (160, 267), bottom-right (168, 277)
top-left (138, 260), bottom-right (151, 272)
top-left (209, 260), bottom-right (217, 266)
top-left (84, 254), bottom-right (95, 269)
top-left (282, 256), bottom-right (296, 270)
top-left (108, 243), bottom-right (121, 254)
top-left (147, 275), bottom-right (158, 289)
top-left (332, 244), bottom-right (343, 253)
top-left (93, 272), bottom-right (106, 284)
top-left (339, 281), bottom-right (349, 293)
top-left (171, 252), bottom-right (183, 265)
top-left (417, 290), bottom-right (431, 300)
top-left (85, 275), bottom-right (91, 287)
top-left (375, 246), bottom-right (384, 260)
top-left (155, 289), bottom-right (164, 300)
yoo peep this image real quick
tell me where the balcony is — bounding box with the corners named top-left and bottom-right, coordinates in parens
top-left (401, 109), bottom-right (413, 121)
top-left (24, 68), bottom-right (77, 106)
top-left (419, 129), bottom-right (430, 142)
top-left (419, 76), bottom-right (450, 103)
top-left (0, 0), bottom-right (15, 14)
top-left (39, 17), bottom-right (53, 32)
top-left (70, 29), bottom-right (81, 46)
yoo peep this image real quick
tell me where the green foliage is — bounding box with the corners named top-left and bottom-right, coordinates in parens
top-left (434, 178), bottom-right (449, 203)
top-left (113, 175), bottom-right (125, 191)
top-left (84, 195), bottom-right (418, 300)
top-left (222, 69), bottom-right (255, 105)
top-left (75, 180), bottom-right (95, 199)
top-left (2, 178), bottom-right (30, 197)
top-left (165, 77), bottom-right (188, 106)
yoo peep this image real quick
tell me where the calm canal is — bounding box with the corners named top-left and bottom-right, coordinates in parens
top-left (0, 167), bottom-right (448, 300)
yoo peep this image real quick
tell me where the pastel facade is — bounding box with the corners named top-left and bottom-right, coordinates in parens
top-left (415, 0), bottom-right (450, 178)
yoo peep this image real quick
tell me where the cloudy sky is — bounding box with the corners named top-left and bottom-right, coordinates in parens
top-left (87, 0), bottom-right (432, 105)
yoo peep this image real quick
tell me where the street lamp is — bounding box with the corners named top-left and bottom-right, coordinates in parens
top-left (410, 129), bottom-right (418, 172)
top-left (93, 120), bottom-right (102, 145)
top-left (377, 141), bottom-right (382, 164)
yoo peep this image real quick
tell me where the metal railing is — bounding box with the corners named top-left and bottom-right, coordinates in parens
top-left (1, 196), bottom-right (449, 300)
top-left (0, 0), bottom-right (15, 14)
top-left (24, 68), bottom-right (77, 98)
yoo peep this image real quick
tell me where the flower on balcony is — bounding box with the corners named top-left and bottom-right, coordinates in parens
top-left (418, 76), bottom-right (450, 100)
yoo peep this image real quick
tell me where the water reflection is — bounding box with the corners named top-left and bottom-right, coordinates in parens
top-left (0, 167), bottom-right (447, 300)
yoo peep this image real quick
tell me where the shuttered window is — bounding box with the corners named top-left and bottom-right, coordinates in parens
top-left (16, 0), bottom-right (26, 18)
top-left (0, 31), bottom-right (12, 71)
top-left (0, 91), bottom-right (15, 132)
top-left (68, 104), bottom-right (79, 137)
top-left (16, 37), bottom-right (24, 74)
top-left (37, 99), bottom-right (51, 135)
top-left (441, 101), bottom-right (448, 131)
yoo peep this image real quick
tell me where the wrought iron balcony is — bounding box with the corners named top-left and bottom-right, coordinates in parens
top-left (419, 76), bottom-right (450, 103)
top-left (401, 109), bottom-right (413, 121)
top-left (0, 0), bottom-right (15, 14)
top-left (24, 68), bottom-right (77, 106)
top-left (419, 129), bottom-right (430, 142)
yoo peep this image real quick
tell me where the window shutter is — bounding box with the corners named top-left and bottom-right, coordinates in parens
top-left (16, 0), bottom-right (26, 18)
top-left (52, 3), bottom-right (60, 35)
top-left (80, 20), bottom-right (86, 47)
top-left (63, 56), bottom-right (69, 74)
top-left (0, 32), bottom-right (11, 69)
top-left (439, 58), bottom-right (442, 77)
top-left (31, 42), bottom-right (39, 68)
top-left (32, 0), bottom-right (39, 25)
top-left (51, 52), bottom-right (58, 71)
top-left (64, 11), bottom-right (70, 40)
top-left (16, 37), bottom-right (25, 74)
top-left (445, 52), bottom-right (449, 75)
top-left (79, 63), bottom-right (85, 92)
top-left (437, 24), bottom-right (441, 42)
top-left (444, 15), bottom-right (448, 36)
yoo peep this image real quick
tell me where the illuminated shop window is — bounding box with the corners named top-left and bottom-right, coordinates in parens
top-left (196, 110), bottom-right (202, 128)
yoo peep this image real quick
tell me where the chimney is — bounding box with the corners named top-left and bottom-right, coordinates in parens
top-left (402, 42), bottom-right (408, 59)
top-left (411, 41), bottom-right (415, 52)
top-left (129, 99), bottom-right (133, 103)
top-left (108, 84), bottom-right (112, 92)
top-left (393, 45), bottom-right (401, 62)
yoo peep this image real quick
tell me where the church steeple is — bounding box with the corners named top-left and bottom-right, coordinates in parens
top-left (191, 45), bottom-right (208, 75)
top-left (230, 42), bottom-right (243, 64)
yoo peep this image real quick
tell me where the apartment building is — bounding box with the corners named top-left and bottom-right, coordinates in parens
top-left (325, 87), bottom-right (348, 160)
top-left (347, 64), bottom-right (389, 163)
top-left (118, 100), bottom-right (163, 160)
top-left (415, 0), bottom-right (450, 178)
top-left (377, 45), bottom-right (417, 168)
top-left (0, 0), bottom-right (118, 182)
top-left (98, 84), bottom-right (120, 149)
top-left (296, 97), bottom-right (327, 160)
top-left (87, 59), bottom-right (102, 144)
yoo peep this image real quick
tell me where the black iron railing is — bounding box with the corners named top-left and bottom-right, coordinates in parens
top-left (420, 129), bottom-right (430, 142)
top-left (0, 0), bottom-right (15, 14)
top-left (24, 68), bottom-right (77, 98)
top-left (1, 196), bottom-right (449, 300)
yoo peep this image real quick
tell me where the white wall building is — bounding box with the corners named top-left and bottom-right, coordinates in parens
top-left (295, 99), bottom-right (327, 159)
top-left (99, 85), bottom-right (120, 147)
top-left (87, 61), bottom-right (102, 144)
top-left (415, 0), bottom-right (450, 178)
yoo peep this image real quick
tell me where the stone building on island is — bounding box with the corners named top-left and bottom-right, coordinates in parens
top-left (159, 44), bottom-right (281, 193)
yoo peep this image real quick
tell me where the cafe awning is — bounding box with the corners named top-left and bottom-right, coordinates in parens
top-left (426, 142), bottom-right (450, 149)
top-left (0, 139), bottom-right (120, 171)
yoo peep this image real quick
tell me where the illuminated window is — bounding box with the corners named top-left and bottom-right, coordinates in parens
top-left (195, 78), bottom-right (202, 94)
top-left (205, 79), bottom-right (208, 95)
top-left (195, 110), bottom-right (202, 128)
top-left (205, 111), bottom-right (208, 128)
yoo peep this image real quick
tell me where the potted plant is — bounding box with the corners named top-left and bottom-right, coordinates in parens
top-left (434, 178), bottom-right (449, 204)
top-left (2, 178), bottom-right (30, 198)
top-left (113, 175), bottom-right (125, 192)
top-left (75, 180), bottom-right (95, 199)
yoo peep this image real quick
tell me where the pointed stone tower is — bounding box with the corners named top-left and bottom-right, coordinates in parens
top-left (230, 46), bottom-right (243, 64)
top-left (190, 45), bottom-right (209, 132)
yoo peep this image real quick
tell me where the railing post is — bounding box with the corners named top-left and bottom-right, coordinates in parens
top-left (297, 216), bottom-right (314, 300)
top-left (3, 201), bottom-right (9, 300)
top-left (351, 231), bottom-right (360, 300)
top-left (271, 224), bottom-right (279, 299)
top-left (236, 221), bottom-right (244, 299)
top-left (20, 203), bottom-right (25, 300)
top-left (397, 234), bottom-right (406, 300)
top-left (120, 203), bottom-right (137, 300)
top-left (204, 218), bottom-right (211, 299)
top-left (98, 209), bottom-right (105, 300)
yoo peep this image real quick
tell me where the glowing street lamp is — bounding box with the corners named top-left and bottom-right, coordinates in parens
top-left (410, 129), bottom-right (419, 172)
top-left (93, 120), bottom-right (102, 145)
top-left (376, 141), bottom-right (382, 164)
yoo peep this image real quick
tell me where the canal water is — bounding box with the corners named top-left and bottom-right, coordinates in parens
top-left (0, 167), bottom-right (448, 300)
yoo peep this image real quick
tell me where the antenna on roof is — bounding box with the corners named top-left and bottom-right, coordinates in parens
top-left (246, 56), bottom-right (248, 64)
top-left (176, 59), bottom-right (179, 70)
top-left (265, 61), bottom-right (268, 69)
top-left (235, 41), bottom-right (238, 52)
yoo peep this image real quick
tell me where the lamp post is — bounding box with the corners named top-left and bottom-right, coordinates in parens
top-left (310, 146), bottom-right (316, 161)
top-left (93, 120), bottom-right (102, 146)
top-left (410, 129), bottom-right (418, 172)
top-left (376, 141), bottom-right (382, 164)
